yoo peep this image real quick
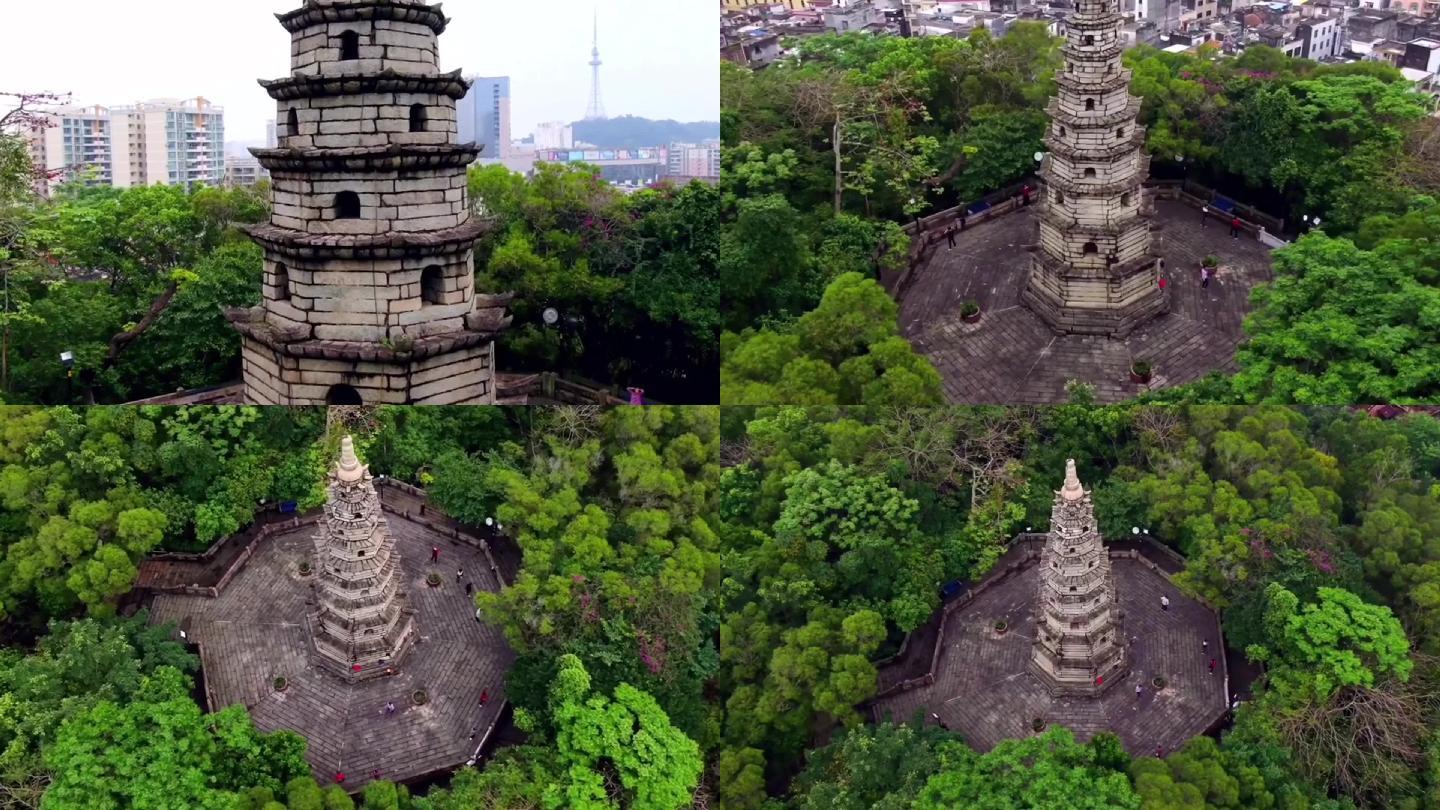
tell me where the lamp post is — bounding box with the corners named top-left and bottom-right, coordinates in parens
top-left (60, 350), bottom-right (74, 403)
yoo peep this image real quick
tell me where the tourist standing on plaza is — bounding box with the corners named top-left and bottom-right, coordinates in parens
top-left (1021, 184), bottom-right (1032, 206)
top-left (1201, 205), bottom-right (1209, 225)
top-left (1230, 216), bottom-right (1242, 239)
top-left (431, 546), bottom-right (440, 563)
top-left (1201, 266), bottom-right (1211, 289)
top-left (946, 224), bottom-right (957, 250)
top-left (456, 568), bottom-right (464, 583)
top-left (1161, 595), bottom-right (1170, 611)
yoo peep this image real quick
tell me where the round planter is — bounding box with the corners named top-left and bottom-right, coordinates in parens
top-left (273, 677), bottom-right (288, 693)
top-left (1032, 718), bottom-right (1046, 732)
top-left (994, 620), bottom-right (1008, 636)
top-left (426, 573), bottom-right (442, 588)
top-left (1130, 364), bottom-right (1153, 384)
top-left (961, 302), bottom-right (982, 324)
top-left (298, 562), bottom-right (312, 577)
top-left (411, 689), bottom-right (429, 706)
top-left (962, 307), bottom-right (982, 324)
top-left (1152, 676), bottom-right (1167, 690)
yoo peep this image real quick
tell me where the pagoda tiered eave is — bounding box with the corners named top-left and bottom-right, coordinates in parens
top-left (1045, 98), bottom-right (1144, 128)
top-left (251, 142), bottom-right (482, 173)
top-left (260, 69), bottom-right (471, 101)
top-left (276, 0), bottom-right (451, 35)
top-left (244, 218), bottom-right (494, 257)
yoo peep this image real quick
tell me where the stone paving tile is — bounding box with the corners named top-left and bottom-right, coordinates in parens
top-left (871, 558), bottom-right (1228, 755)
top-left (900, 199), bottom-right (1274, 404)
top-left (150, 514), bottom-right (513, 790)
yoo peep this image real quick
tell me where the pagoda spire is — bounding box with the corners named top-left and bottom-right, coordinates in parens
top-left (310, 435), bottom-right (417, 681)
top-left (1020, 0), bottom-right (1166, 336)
top-left (1030, 459), bottom-right (1127, 696)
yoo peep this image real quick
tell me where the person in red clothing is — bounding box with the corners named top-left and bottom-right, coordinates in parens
top-left (335, 772), bottom-right (346, 784)
top-left (1021, 184), bottom-right (1032, 206)
top-left (1229, 216), bottom-right (1242, 239)
top-left (430, 546), bottom-right (440, 562)
top-left (1209, 658), bottom-right (1217, 674)
top-left (480, 688), bottom-right (490, 706)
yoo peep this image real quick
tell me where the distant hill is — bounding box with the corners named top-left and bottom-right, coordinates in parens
top-left (571, 116), bottom-right (720, 150)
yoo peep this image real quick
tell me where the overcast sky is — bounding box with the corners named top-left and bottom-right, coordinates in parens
top-left (0, 0), bottom-right (718, 143)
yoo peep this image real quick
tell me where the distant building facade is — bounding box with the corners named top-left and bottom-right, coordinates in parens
top-left (534, 121), bottom-right (574, 150)
top-left (667, 142), bottom-right (720, 178)
top-left (225, 154), bottom-right (269, 187)
top-left (457, 75), bottom-right (511, 159)
top-left (27, 97), bottom-right (225, 195)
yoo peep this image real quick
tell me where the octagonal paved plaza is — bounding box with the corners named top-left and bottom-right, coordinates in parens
top-left (150, 515), bottom-right (512, 789)
top-left (871, 553), bottom-right (1228, 755)
top-left (900, 198), bottom-right (1274, 404)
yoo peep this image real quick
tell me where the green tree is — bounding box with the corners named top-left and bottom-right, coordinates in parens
top-left (914, 726), bottom-right (1140, 810)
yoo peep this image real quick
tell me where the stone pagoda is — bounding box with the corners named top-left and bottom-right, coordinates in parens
top-left (229, 0), bottom-right (512, 405)
top-left (1029, 459), bottom-right (1127, 696)
top-left (1020, 0), bottom-right (1165, 336)
top-left (310, 435), bottom-right (417, 682)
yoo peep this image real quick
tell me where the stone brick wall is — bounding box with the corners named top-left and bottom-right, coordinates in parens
top-left (240, 336), bottom-right (495, 405)
top-left (290, 19), bottom-right (442, 77)
top-left (280, 92), bottom-right (458, 150)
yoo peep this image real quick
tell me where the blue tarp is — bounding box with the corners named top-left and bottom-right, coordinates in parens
top-left (280, 501), bottom-right (298, 514)
top-left (966, 200), bottom-right (991, 216)
top-left (1211, 196), bottom-right (1237, 214)
top-left (941, 580), bottom-right (965, 600)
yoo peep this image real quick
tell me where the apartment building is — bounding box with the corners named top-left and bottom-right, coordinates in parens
top-left (28, 97), bottom-right (225, 195)
top-left (457, 76), bottom-right (512, 160)
top-left (667, 142), bottom-right (721, 179)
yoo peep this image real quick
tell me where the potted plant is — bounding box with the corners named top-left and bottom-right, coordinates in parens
top-left (994, 619), bottom-right (1009, 635)
top-left (1202, 254), bottom-right (1219, 269)
top-left (411, 689), bottom-right (429, 706)
top-left (1152, 675), bottom-right (1167, 689)
top-left (426, 572), bottom-right (442, 588)
top-left (1130, 360), bottom-right (1152, 384)
top-left (273, 676), bottom-right (288, 693)
top-left (298, 560), bottom-right (312, 577)
top-left (961, 300), bottom-right (982, 324)
top-left (1032, 718), bottom-right (1047, 732)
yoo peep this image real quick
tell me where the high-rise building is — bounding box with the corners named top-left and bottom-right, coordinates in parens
top-left (534, 121), bottom-right (574, 151)
top-left (457, 76), bottom-right (511, 159)
top-left (26, 105), bottom-right (126, 194)
top-left (27, 97), bottom-right (225, 194)
top-left (225, 155), bottom-right (269, 187)
top-left (114, 98), bottom-right (226, 189)
top-left (667, 142), bottom-right (721, 179)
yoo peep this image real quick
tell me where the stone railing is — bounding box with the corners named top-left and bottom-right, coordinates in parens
top-left (494, 372), bottom-right (630, 405)
top-left (135, 480), bottom-right (510, 598)
top-left (869, 530), bottom-right (1214, 708)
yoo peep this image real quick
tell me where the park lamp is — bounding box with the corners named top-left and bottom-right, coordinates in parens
top-left (1132, 526), bottom-right (1140, 535)
top-left (60, 350), bottom-right (75, 378)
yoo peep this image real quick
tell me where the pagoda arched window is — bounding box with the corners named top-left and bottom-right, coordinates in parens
top-left (1083, 242), bottom-right (1098, 254)
top-left (327, 384), bottom-right (363, 405)
top-left (1084, 168), bottom-right (1096, 178)
top-left (1055, 190), bottom-right (1065, 203)
top-left (273, 263), bottom-right (291, 301)
top-left (287, 108), bottom-right (299, 138)
top-left (409, 104), bottom-right (427, 133)
top-left (1058, 125), bottom-right (1067, 137)
top-left (421, 265), bottom-right (445, 305)
top-left (1116, 126), bottom-right (1126, 138)
top-left (1083, 34), bottom-right (1095, 45)
top-left (335, 192), bottom-right (361, 219)
top-left (1121, 192), bottom-right (1132, 207)
top-left (339, 30), bottom-right (361, 61)
top-left (1085, 98), bottom-right (1096, 111)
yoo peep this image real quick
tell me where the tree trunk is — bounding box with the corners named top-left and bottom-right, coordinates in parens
top-left (101, 280), bottom-right (181, 375)
top-left (833, 116), bottom-right (844, 216)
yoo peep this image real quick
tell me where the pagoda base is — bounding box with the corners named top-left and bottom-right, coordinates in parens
top-left (311, 610), bottom-right (419, 684)
top-left (1021, 255), bottom-right (1167, 337)
top-left (238, 333), bottom-right (497, 405)
top-left (1028, 649), bottom-right (1129, 698)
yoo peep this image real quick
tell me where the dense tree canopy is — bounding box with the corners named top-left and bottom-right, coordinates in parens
top-left (720, 406), bottom-right (1440, 809)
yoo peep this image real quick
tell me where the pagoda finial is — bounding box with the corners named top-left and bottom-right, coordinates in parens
top-left (336, 435), bottom-right (365, 483)
top-left (1061, 458), bottom-right (1084, 501)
